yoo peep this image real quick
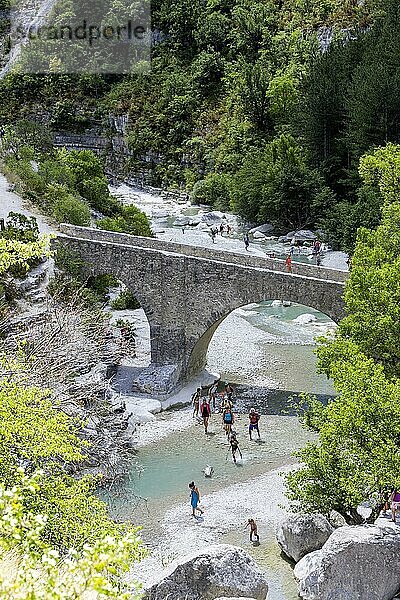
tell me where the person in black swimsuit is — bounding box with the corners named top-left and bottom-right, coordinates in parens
top-left (229, 431), bottom-right (242, 463)
top-left (200, 397), bottom-right (211, 433)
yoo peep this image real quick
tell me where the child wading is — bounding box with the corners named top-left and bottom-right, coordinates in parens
top-left (246, 518), bottom-right (260, 543)
top-left (229, 431), bottom-right (242, 463)
top-left (189, 482), bottom-right (204, 517)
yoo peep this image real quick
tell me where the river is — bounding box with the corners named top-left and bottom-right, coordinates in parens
top-left (102, 185), bottom-right (338, 600)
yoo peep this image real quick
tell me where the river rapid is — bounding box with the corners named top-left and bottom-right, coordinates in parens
top-left (102, 185), bottom-right (339, 600)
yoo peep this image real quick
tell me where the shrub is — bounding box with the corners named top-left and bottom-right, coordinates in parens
top-left (1, 212), bottom-right (39, 242)
top-left (191, 173), bottom-right (232, 211)
top-left (78, 177), bottom-right (115, 213)
top-left (51, 192), bottom-right (91, 226)
top-left (111, 290), bottom-right (140, 310)
top-left (97, 205), bottom-right (152, 237)
top-left (87, 273), bottom-right (119, 299)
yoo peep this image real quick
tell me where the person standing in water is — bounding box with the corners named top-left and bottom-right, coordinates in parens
top-left (246, 518), bottom-right (260, 543)
top-left (192, 387), bottom-right (201, 418)
top-left (286, 254), bottom-right (292, 273)
top-left (222, 406), bottom-right (234, 436)
top-left (248, 408), bottom-right (261, 440)
top-left (208, 380), bottom-right (219, 411)
top-left (225, 382), bottom-right (234, 404)
top-left (200, 396), bottom-right (211, 433)
top-left (229, 431), bottom-right (242, 463)
top-left (189, 482), bottom-right (204, 517)
top-left (243, 232), bottom-right (250, 251)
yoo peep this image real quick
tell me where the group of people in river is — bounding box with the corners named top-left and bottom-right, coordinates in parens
top-left (191, 381), bottom-right (261, 442)
top-left (188, 380), bottom-right (262, 543)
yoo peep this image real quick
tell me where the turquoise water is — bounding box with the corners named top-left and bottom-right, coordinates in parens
top-left (105, 300), bottom-right (333, 515)
top-left (103, 300), bottom-right (333, 600)
top-left (105, 414), bottom-right (310, 513)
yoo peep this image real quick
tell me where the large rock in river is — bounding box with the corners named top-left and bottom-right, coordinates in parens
top-left (201, 211), bottom-right (226, 224)
top-left (276, 513), bottom-right (333, 563)
top-left (144, 544), bottom-right (268, 600)
top-left (294, 522), bottom-right (400, 600)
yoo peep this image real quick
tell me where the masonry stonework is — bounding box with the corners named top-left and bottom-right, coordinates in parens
top-left (56, 225), bottom-right (347, 391)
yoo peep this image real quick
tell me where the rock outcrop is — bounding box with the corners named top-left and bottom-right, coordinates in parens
top-left (145, 544), bottom-right (268, 600)
top-left (294, 522), bottom-right (400, 600)
top-left (276, 513), bottom-right (334, 563)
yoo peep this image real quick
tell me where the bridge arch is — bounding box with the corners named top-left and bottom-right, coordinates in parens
top-left (186, 295), bottom-right (340, 380)
top-left (55, 225), bottom-right (346, 392)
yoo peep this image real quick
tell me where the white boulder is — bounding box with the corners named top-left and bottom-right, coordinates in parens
top-left (277, 514), bottom-right (333, 563)
top-left (249, 223), bottom-right (274, 235)
top-left (201, 211), bottom-right (226, 224)
top-left (271, 300), bottom-right (283, 307)
top-left (152, 209), bottom-right (170, 218)
top-left (196, 222), bottom-right (209, 231)
top-left (253, 231), bottom-right (265, 239)
top-left (173, 216), bottom-right (191, 227)
top-left (293, 313), bottom-right (317, 325)
top-left (294, 522), bottom-right (400, 600)
top-left (144, 544), bottom-right (268, 600)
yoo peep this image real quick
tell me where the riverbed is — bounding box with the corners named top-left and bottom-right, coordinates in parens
top-left (98, 184), bottom-right (339, 599)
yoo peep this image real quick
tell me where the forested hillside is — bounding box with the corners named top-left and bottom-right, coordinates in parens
top-left (1, 0), bottom-right (400, 248)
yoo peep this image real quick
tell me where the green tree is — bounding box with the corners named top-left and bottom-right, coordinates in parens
top-left (0, 472), bottom-right (144, 599)
top-left (332, 202), bottom-right (400, 377)
top-left (231, 134), bottom-right (335, 228)
top-left (97, 205), bottom-right (152, 237)
top-left (191, 173), bottom-right (231, 210)
top-left (287, 339), bottom-right (400, 524)
top-left (346, 0), bottom-right (400, 156)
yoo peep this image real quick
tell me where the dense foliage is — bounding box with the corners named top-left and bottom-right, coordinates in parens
top-left (1, 125), bottom-right (152, 235)
top-left (0, 472), bottom-right (143, 599)
top-left (0, 234), bottom-right (145, 595)
top-left (287, 151), bottom-right (400, 521)
top-left (1, 0), bottom-right (399, 245)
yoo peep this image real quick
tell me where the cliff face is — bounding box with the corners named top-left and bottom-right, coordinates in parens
top-left (0, 0), bottom-right (60, 78)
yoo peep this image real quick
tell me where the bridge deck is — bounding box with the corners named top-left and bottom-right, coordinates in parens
top-left (58, 224), bottom-right (348, 285)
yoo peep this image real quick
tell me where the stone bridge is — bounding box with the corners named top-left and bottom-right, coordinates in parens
top-left (56, 224), bottom-right (348, 392)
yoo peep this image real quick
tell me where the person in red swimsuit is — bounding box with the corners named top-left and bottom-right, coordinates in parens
top-left (248, 408), bottom-right (261, 440)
